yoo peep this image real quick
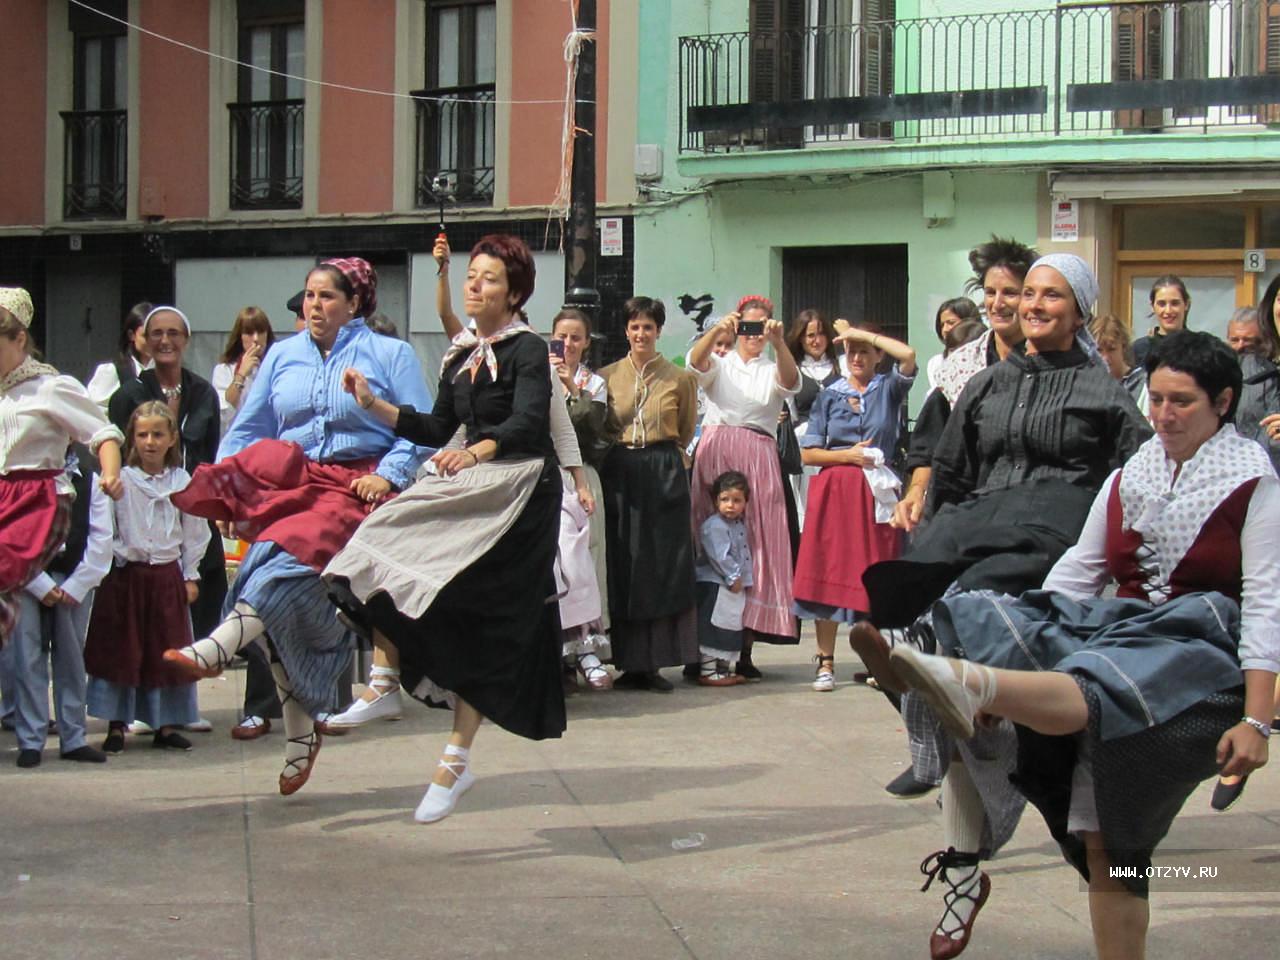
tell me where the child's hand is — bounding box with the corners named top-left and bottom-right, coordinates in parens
top-left (185, 581), bottom-right (200, 605)
top-left (729, 579), bottom-right (744, 594)
top-left (99, 472), bottom-right (124, 500)
top-left (40, 586), bottom-right (65, 607)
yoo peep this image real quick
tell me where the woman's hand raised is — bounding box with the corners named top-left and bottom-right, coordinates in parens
top-left (342, 368), bottom-right (374, 409)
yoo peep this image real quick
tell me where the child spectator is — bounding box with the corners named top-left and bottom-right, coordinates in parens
top-left (9, 444), bottom-right (113, 767)
top-left (84, 401), bottom-right (210, 753)
top-left (694, 471), bottom-right (752, 686)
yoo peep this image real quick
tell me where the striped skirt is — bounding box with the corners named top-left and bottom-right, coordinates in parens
top-left (691, 425), bottom-right (797, 641)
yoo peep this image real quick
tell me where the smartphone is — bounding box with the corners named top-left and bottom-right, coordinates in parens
top-left (737, 320), bottom-right (765, 337)
top-left (548, 339), bottom-right (566, 359)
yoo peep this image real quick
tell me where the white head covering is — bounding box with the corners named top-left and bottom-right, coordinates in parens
top-left (0, 287), bottom-right (34, 328)
top-left (143, 305), bottom-right (191, 335)
top-left (1028, 254), bottom-right (1099, 320)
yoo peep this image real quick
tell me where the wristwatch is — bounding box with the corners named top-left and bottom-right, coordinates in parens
top-left (1242, 716), bottom-right (1272, 739)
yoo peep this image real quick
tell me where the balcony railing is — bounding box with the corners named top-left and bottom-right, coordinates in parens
top-left (61, 109), bottom-right (126, 219)
top-left (228, 99), bottom-right (304, 210)
top-left (413, 85), bottom-right (495, 206)
top-left (679, 0), bottom-right (1280, 153)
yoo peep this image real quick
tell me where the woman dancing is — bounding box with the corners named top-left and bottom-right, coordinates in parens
top-left (892, 330), bottom-right (1276, 960)
top-left (165, 258), bottom-right (434, 794)
top-left (325, 234), bottom-right (564, 823)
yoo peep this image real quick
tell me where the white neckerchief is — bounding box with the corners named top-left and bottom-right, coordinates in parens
top-left (440, 317), bottom-right (533, 383)
top-left (934, 330), bottom-right (992, 405)
top-left (1118, 425), bottom-right (1274, 601)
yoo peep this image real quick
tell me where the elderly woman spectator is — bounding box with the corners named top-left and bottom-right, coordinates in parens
top-left (211, 307), bottom-right (276, 435)
top-left (851, 255), bottom-right (1151, 959)
top-left (688, 295), bottom-right (800, 680)
top-left (85, 301), bottom-right (153, 408)
top-left (164, 258), bottom-right (434, 796)
top-left (324, 234), bottom-right (565, 823)
top-left (0, 287), bottom-right (123, 649)
top-left (600, 297), bottom-right (699, 692)
top-left (892, 331), bottom-right (1277, 960)
top-left (1090, 313), bottom-right (1146, 410)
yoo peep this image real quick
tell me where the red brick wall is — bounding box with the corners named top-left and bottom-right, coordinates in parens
top-left (0, 1), bottom-right (48, 225)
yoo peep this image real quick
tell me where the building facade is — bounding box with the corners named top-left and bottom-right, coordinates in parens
top-left (634, 0), bottom-right (1280, 403)
top-left (0, 0), bottom-right (639, 382)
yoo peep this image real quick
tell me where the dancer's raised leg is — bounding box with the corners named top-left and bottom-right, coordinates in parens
top-left (165, 602), bottom-right (265, 679)
top-left (326, 633), bottom-right (402, 729)
top-left (414, 697), bottom-right (482, 823)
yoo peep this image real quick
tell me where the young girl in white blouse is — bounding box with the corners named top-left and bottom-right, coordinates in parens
top-left (85, 401), bottom-right (210, 753)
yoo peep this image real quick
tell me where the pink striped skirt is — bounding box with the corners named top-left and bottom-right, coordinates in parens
top-left (691, 424), bottom-right (797, 641)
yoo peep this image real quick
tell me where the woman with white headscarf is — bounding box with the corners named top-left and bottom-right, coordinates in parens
top-left (850, 255), bottom-right (1153, 960)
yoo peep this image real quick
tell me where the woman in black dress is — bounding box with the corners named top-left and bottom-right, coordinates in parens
top-left (327, 234), bottom-right (563, 824)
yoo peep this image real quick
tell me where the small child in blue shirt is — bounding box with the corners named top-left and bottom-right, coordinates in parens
top-left (694, 471), bottom-right (752, 686)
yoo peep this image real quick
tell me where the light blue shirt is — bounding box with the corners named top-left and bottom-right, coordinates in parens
top-left (220, 318), bottom-right (435, 490)
top-left (801, 367), bottom-right (914, 454)
top-left (695, 513), bottom-right (753, 587)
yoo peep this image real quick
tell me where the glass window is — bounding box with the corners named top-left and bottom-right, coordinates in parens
top-left (1122, 206), bottom-right (1246, 250)
top-left (1259, 207), bottom-right (1280, 248)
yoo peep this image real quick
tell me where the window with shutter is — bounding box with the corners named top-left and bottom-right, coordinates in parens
top-left (859, 0), bottom-right (895, 139)
top-left (1113, 5), bottom-right (1163, 129)
top-left (748, 0), bottom-right (807, 147)
top-left (1260, 1), bottom-right (1280, 119)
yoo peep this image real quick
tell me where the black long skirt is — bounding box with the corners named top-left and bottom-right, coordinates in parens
top-left (862, 477), bottom-right (1096, 628)
top-left (600, 442), bottom-right (698, 672)
top-left (333, 460), bottom-right (565, 741)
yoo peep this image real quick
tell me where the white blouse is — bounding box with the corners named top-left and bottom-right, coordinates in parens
top-left (1, 375), bottom-right (123, 495)
top-left (85, 355), bottom-right (152, 408)
top-left (110, 466), bottom-right (211, 580)
top-left (1044, 468), bottom-right (1280, 675)
top-left (691, 350), bottom-right (800, 434)
top-left (210, 361), bottom-right (259, 437)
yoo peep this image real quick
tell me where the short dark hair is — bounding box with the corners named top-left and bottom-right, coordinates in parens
top-left (1145, 330), bottom-right (1241, 423)
top-left (553, 307), bottom-right (592, 336)
top-left (944, 318), bottom-right (987, 355)
top-left (934, 297), bottom-right (981, 341)
top-left (364, 312), bottom-right (399, 338)
top-left (711, 470), bottom-right (750, 504)
top-left (965, 236), bottom-right (1039, 294)
top-left (470, 234), bottom-right (536, 310)
top-left (625, 296), bottom-right (665, 329)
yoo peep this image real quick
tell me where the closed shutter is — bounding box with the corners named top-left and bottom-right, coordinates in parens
top-left (859, 0), bottom-right (895, 139)
top-left (748, 0), bottom-right (807, 147)
top-left (1113, 4), bottom-right (1163, 129)
top-left (1261, 1), bottom-right (1280, 121)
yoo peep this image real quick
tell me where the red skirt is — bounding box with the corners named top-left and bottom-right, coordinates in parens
top-left (171, 439), bottom-right (379, 572)
top-left (793, 464), bottom-right (901, 613)
top-left (0, 473), bottom-right (71, 644)
top-left (84, 561), bottom-right (195, 688)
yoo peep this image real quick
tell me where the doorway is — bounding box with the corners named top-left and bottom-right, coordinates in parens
top-left (781, 243), bottom-right (909, 343)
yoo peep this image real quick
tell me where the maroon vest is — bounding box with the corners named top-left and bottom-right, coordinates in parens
top-left (1105, 475), bottom-right (1259, 605)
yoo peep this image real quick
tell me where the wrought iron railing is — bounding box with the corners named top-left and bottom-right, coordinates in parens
top-left (413, 85), bottom-right (496, 206)
top-left (61, 109), bottom-right (127, 219)
top-left (228, 99), bottom-right (304, 209)
top-left (679, 0), bottom-right (1280, 153)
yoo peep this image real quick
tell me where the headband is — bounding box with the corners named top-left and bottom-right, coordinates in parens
top-left (0, 287), bottom-right (34, 328)
top-left (143, 306), bottom-right (191, 335)
top-left (736, 294), bottom-right (774, 316)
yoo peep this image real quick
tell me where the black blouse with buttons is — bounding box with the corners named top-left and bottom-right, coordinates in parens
top-left (930, 345), bottom-right (1151, 512)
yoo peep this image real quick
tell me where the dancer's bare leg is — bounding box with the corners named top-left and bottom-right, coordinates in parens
top-left (433, 697), bottom-right (482, 787)
top-left (1084, 830), bottom-right (1148, 960)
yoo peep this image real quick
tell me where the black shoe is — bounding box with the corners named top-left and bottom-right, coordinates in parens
top-left (102, 728), bottom-right (125, 754)
top-left (0, 716), bottom-right (14, 732)
top-left (735, 661), bottom-right (763, 682)
top-left (16, 749), bottom-right (41, 768)
top-left (612, 671), bottom-right (650, 690)
top-left (885, 767), bottom-right (937, 799)
top-left (682, 663), bottom-right (700, 682)
top-left (1211, 775), bottom-right (1248, 811)
top-left (152, 731), bottom-right (193, 751)
top-left (61, 745), bottom-right (108, 763)
top-left (647, 672), bottom-right (674, 692)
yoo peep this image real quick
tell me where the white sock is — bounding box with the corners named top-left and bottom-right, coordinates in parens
top-left (184, 603), bottom-right (265, 670)
top-left (270, 661), bottom-right (316, 770)
top-left (937, 761), bottom-right (984, 937)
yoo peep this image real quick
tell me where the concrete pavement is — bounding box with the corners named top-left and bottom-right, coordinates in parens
top-left (3, 639), bottom-right (1279, 960)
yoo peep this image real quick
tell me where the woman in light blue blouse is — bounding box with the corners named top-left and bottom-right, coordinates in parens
top-left (166, 258), bottom-right (434, 796)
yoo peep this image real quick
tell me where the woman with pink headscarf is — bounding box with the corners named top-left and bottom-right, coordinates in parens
top-left (164, 258), bottom-right (435, 796)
